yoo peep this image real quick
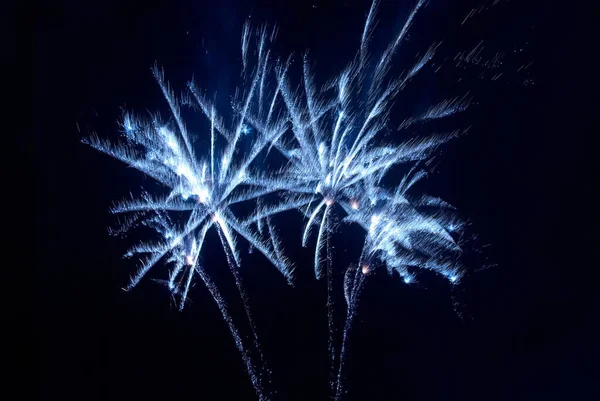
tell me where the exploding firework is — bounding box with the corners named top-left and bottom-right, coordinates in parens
top-left (343, 168), bottom-right (465, 284)
top-left (237, 0), bottom-right (472, 396)
top-left (334, 167), bottom-right (466, 398)
top-left (83, 22), bottom-right (298, 401)
top-left (246, 0), bottom-right (469, 277)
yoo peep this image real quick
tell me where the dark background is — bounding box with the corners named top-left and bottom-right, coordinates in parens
top-left (32, 1), bottom-right (596, 400)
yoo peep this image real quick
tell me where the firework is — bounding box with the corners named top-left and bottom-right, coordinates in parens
top-left (334, 168), bottom-right (466, 398)
top-left (237, 0), bottom-right (470, 393)
top-left (240, 0), bottom-right (473, 397)
top-left (245, 0), bottom-right (469, 280)
top-left (83, 23), bottom-right (297, 401)
top-left (84, 0), bottom-right (490, 398)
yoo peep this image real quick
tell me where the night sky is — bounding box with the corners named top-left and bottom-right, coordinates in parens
top-left (32, 1), bottom-right (595, 400)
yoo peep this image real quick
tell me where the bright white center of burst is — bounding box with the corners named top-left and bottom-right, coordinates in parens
top-left (361, 265), bottom-right (370, 274)
top-left (185, 254), bottom-right (194, 265)
top-left (167, 138), bottom-right (177, 151)
top-left (159, 126), bottom-right (172, 138)
top-left (369, 214), bottom-right (381, 234)
top-left (351, 200), bottom-right (359, 210)
top-left (403, 276), bottom-right (411, 283)
top-left (325, 197), bottom-right (334, 206)
top-left (450, 275), bottom-right (457, 283)
top-left (196, 187), bottom-right (210, 203)
top-left (176, 163), bottom-right (195, 181)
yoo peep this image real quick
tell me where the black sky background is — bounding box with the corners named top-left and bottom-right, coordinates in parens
top-left (32, 1), bottom-right (597, 400)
